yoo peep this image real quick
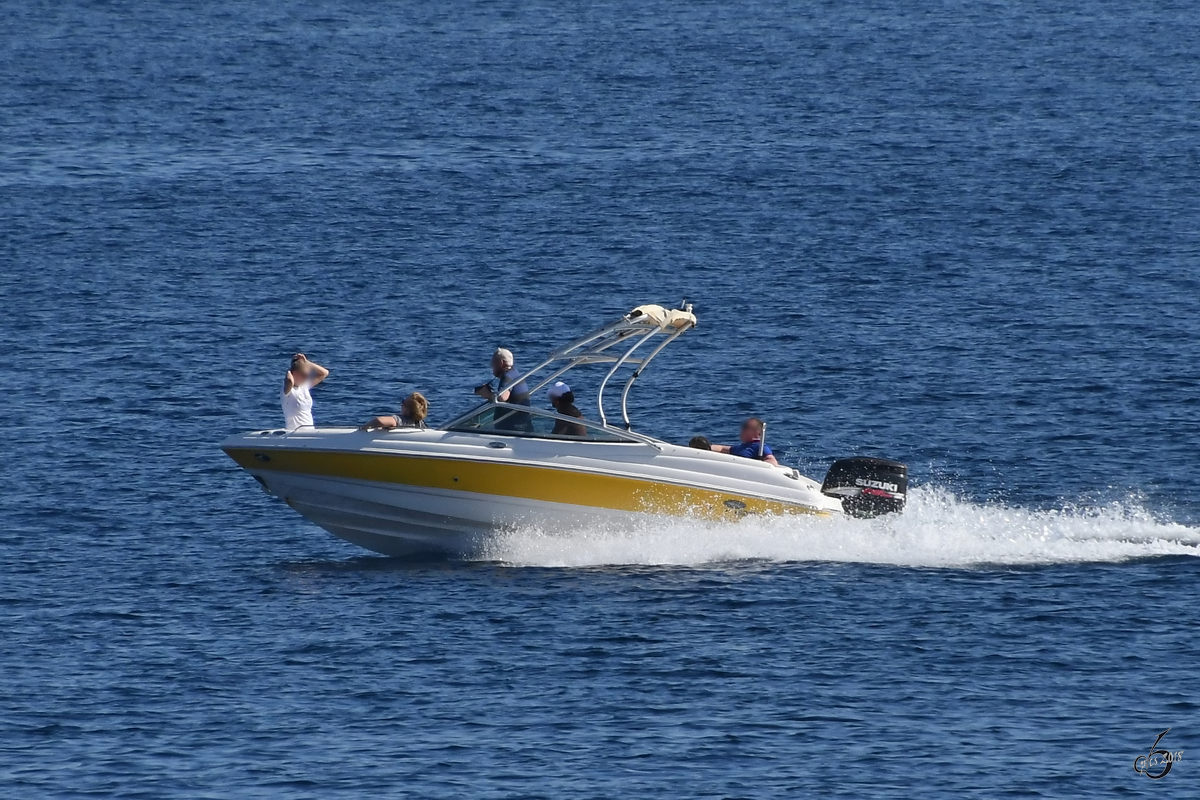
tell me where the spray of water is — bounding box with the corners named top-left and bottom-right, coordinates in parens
top-left (481, 487), bottom-right (1200, 568)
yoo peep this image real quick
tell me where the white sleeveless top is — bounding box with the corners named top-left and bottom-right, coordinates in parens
top-left (282, 380), bottom-right (314, 431)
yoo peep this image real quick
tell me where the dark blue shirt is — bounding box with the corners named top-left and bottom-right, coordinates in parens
top-left (494, 368), bottom-right (532, 432)
top-left (729, 439), bottom-right (773, 460)
top-left (499, 367), bottom-right (530, 406)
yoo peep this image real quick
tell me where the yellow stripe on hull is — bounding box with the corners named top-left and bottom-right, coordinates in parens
top-left (224, 447), bottom-right (829, 521)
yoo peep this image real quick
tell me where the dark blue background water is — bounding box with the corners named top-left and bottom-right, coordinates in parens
top-left (3, 1), bottom-right (1198, 796)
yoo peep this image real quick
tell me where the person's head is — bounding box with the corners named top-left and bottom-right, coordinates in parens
top-left (547, 381), bottom-right (575, 410)
top-left (289, 354), bottom-right (310, 377)
top-left (739, 417), bottom-right (764, 443)
top-left (401, 392), bottom-right (429, 424)
top-left (491, 348), bottom-right (514, 377)
top-left (688, 436), bottom-right (711, 450)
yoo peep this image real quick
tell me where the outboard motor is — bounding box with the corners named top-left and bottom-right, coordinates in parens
top-left (821, 457), bottom-right (908, 518)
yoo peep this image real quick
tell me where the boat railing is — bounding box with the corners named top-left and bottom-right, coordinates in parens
top-left (486, 303), bottom-right (697, 431)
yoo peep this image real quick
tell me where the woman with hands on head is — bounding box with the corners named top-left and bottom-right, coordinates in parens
top-left (282, 353), bottom-right (329, 432)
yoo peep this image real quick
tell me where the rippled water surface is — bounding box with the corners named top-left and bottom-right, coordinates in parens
top-left (3, 1), bottom-right (1199, 797)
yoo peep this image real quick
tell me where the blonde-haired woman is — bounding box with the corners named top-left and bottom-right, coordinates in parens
top-left (360, 392), bottom-right (429, 431)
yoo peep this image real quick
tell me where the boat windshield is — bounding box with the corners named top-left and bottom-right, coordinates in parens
top-left (445, 404), bottom-right (637, 443)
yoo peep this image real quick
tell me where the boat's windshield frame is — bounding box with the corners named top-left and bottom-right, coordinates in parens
top-left (441, 303), bottom-right (696, 441)
top-left (443, 401), bottom-right (658, 445)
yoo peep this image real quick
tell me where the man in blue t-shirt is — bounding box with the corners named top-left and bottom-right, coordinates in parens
top-left (474, 347), bottom-right (532, 431)
top-left (712, 417), bottom-right (780, 465)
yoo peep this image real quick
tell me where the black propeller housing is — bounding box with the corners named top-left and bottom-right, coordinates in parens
top-left (821, 457), bottom-right (908, 518)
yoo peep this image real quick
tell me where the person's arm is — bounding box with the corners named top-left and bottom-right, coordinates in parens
top-left (359, 415), bottom-right (399, 432)
top-left (494, 371), bottom-right (525, 403)
top-left (306, 360), bottom-right (329, 388)
top-left (711, 444), bottom-right (732, 454)
top-left (492, 370), bottom-right (514, 402)
top-left (475, 381), bottom-right (514, 402)
top-left (763, 453), bottom-right (780, 466)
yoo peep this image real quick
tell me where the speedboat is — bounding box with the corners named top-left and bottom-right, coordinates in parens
top-left (222, 304), bottom-right (908, 557)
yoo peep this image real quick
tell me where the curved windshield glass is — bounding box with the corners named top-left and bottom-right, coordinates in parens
top-left (445, 405), bottom-right (634, 443)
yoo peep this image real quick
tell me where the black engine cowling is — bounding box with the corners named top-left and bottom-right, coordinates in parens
top-left (821, 457), bottom-right (908, 518)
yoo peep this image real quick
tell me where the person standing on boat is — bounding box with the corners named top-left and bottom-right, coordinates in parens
top-left (711, 418), bottom-right (779, 466)
top-left (474, 348), bottom-right (530, 405)
top-left (282, 353), bottom-right (329, 432)
top-left (474, 347), bottom-right (532, 431)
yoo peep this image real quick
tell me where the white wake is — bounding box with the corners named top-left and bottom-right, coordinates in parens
top-left (481, 487), bottom-right (1200, 568)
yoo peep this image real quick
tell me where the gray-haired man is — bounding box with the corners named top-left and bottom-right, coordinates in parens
top-left (474, 347), bottom-right (532, 431)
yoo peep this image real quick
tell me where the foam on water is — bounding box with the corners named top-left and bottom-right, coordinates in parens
top-left (482, 487), bottom-right (1200, 568)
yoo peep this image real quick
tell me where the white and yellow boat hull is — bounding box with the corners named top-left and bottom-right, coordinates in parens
top-left (222, 427), bottom-right (843, 557)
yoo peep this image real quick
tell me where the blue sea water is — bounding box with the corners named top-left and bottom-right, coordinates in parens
top-left (2, 0), bottom-right (1199, 796)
